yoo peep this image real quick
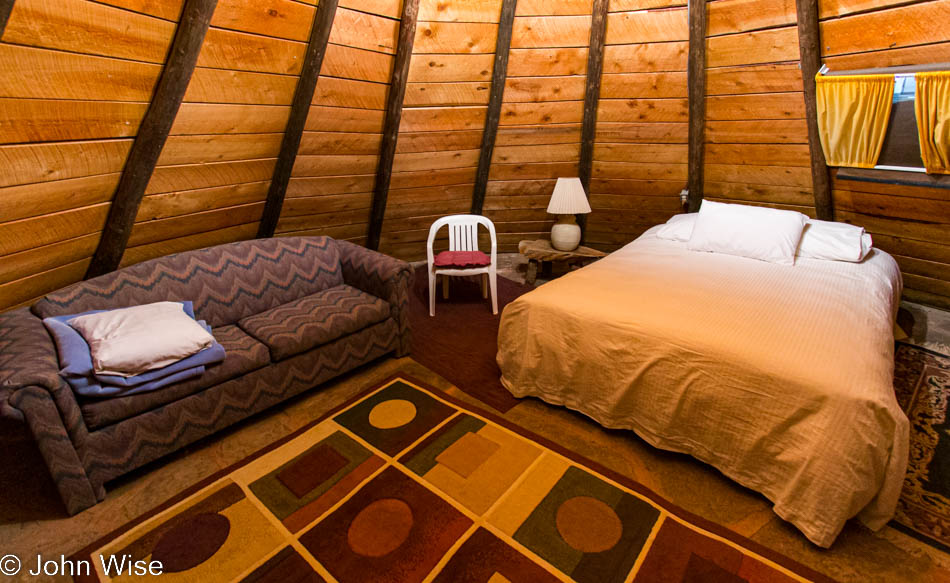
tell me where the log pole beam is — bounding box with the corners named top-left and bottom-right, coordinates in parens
top-left (686, 0), bottom-right (707, 213)
top-left (367, 0), bottom-right (421, 250)
top-left (470, 0), bottom-right (518, 215)
top-left (85, 0), bottom-right (218, 278)
top-left (577, 0), bottom-right (609, 233)
top-left (0, 0), bottom-right (15, 36)
top-left (257, 0), bottom-right (339, 238)
top-left (796, 0), bottom-right (834, 220)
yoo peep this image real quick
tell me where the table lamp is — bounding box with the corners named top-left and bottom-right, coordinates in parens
top-left (547, 177), bottom-right (591, 251)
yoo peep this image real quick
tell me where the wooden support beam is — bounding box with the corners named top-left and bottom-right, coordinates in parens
top-left (796, 0), bottom-right (834, 220)
top-left (0, 0), bottom-right (15, 37)
top-left (85, 0), bottom-right (217, 278)
top-left (686, 0), bottom-right (707, 213)
top-left (366, 0), bottom-right (421, 251)
top-left (470, 0), bottom-right (518, 215)
top-left (578, 0), bottom-right (609, 233)
top-left (257, 0), bottom-right (339, 238)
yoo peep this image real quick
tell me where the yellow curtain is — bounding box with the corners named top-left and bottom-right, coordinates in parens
top-left (815, 74), bottom-right (894, 168)
top-left (915, 72), bottom-right (950, 174)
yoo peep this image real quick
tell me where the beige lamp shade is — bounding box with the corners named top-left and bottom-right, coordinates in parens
top-left (546, 177), bottom-right (591, 214)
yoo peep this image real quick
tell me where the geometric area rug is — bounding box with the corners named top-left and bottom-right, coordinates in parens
top-left (74, 374), bottom-right (836, 583)
top-left (892, 341), bottom-right (950, 551)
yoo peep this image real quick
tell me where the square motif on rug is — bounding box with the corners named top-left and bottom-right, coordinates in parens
top-left (74, 374), bottom-right (836, 583)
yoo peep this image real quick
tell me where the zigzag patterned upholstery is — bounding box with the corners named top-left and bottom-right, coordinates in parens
top-left (79, 325), bottom-right (272, 430)
top-left (0, 237), bottom-right (411, 515)
top-left (239, 285), bottom-right (390, 361)
top-left (33, 237), bottom-right (345, 328)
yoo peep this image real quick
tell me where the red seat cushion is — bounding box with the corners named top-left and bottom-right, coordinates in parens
top-left (433, 250), bottom-right (491, 268)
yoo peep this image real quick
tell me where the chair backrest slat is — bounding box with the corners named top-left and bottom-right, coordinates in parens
top-left (448, 222), bottom-right (478, 252)
top-left (426, 214), bottom-right (497, 264)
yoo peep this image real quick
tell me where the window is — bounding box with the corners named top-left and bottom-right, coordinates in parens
top-left (829, 63), bottom-right (950, 188)
top-left (875, 75), bottom-right (925, 171)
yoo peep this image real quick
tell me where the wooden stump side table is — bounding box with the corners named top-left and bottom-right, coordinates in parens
top-left (518, 239), bottom-right (607, 285)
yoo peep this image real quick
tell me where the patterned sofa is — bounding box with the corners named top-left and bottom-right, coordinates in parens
top-left (0, 236), bottom-right (411, 514)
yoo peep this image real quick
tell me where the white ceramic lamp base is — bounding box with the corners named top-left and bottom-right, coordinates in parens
top-left (550, 215), bottom-right (581, 251)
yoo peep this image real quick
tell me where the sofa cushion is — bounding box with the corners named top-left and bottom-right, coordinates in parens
top-left (33, 237), bottom-right (344, 327)
top-left (238, 285), bottom-right (390, 361)
top-left (80, 325), bottom-right (270, 430)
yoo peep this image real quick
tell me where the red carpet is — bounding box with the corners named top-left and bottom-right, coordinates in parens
top-left (408, 265), bottom-right (533, 412)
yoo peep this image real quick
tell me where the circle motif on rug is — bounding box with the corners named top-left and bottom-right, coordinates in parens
top-left (555, 496), bottom-right (623, 553)
top-left (150, 512), bottom-right (231, 572)
top-left (368, 399), bottom-right (417, 429)
top-left (347, 498), bottom-right (414, 557)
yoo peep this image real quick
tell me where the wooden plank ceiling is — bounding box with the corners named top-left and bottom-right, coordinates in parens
top-left (0, 0), bottom-right (948, 311)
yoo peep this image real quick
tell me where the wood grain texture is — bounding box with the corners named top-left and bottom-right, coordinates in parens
top-left (210, 0), bottom-right (314, 41)
top-left (686, 0), bottom-right (706, 212)
top-left (822, 41), bottom-right (950, 72)
top-left (0, 43), bottom-right (161, 102)
top-left (508, 47), bottom-right (589, 76)
top-left (330, 7), bottom-right (398, 54)
top-left (796, 0), bottom-right (833, 220)
top-left (367, 0), bottom-right (420, 250)
top-left (0, 234), bottom-right (98, 287)
top-left (502, 75), bottom-right (587, 101)
top-left (604, 42), bottom-right (688, 73)
top-left (0, 173), bottom-right (119, 223)
top-left (605, 5), bottom-right (688, 44)
top-left (258, 0), bottom-right (338, 238)
top-left (707, 0), bottom-right (796, 37)
top-left (820, 0), bottom-right (950, 56)
top-left (198, 27), bottom-right (306, 75)
top-left (472, 0), bottom-right (516, 215)
top-left (96, 0), bottom-right (183, 21)
top-left (87, 0), bottom-right (217, 279)
top-left (0, 139), bottom-right (131, 188)
top-left (5, 0), bottom-right (176, 62)
top-left (705, 63), bottom-right (802, 95)
top-left (413, 21), bottom-right (498, 54)
top-left (313, 77), bottom-right (388, 110)
top-left (512, 15), bottom-right (592, 48)
top-left (706, 26), bottom-right (799, 68)
top-left (418, 0), bottom-right (503, 22)
top-left (0, 99), bottom-right (147, 144)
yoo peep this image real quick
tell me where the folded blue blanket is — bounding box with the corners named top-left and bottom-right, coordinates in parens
top-left (43, 302), bottom-right (226, 398)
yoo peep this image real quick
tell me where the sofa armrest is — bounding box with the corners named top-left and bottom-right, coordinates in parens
top-left (0, 308), bottom-right (101, 514)
top-left (0, 308), bottom-right (67, 393)
top-left (336, 240), bottom-right (413, 357)
top-left (0, 307), bottom-right (88, 444)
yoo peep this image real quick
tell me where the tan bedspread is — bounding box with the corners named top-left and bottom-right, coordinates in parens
top-left (497, 227), bottom-right (909, 547)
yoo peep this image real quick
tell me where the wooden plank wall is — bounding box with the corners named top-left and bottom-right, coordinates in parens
top-left (0, 0), bottom-right (181, 310)
top-left (819, 0), bottom-right (950, 309)
top-left (479, 1), bottom-right (592, 254)
top-left (274, 1), bottom-right (401, 245)
top-left (120, 0), bottom-right (325, 268)
top-left (702, 0), bottom-right (815, 217)
top-left (376, 0), bottom-right (499, 260)
top-left (586, 0), bottom-right (689, 252)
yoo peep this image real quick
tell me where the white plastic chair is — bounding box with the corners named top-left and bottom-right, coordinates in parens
top-left (426, 214), bottom-right (498, 317)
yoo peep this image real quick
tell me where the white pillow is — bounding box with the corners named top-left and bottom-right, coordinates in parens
top-left (655, 213), bottom-right (697, 242)
top-left (797, 219), bottom-right (872, 262)
top-left (68, 301), bottom-right (214, 376)
top-left (686, 201), bottom-right (807, 266)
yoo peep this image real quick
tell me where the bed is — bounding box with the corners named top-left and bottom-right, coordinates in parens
top-left (496, 224), bottom-right (909, 547)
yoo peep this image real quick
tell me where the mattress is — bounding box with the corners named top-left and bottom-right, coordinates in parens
top-left (497, 226), bottom-right (909, 547)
